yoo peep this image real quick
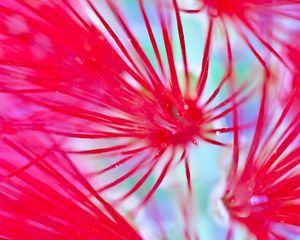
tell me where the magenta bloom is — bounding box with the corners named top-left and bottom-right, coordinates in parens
top-left (0, 0), bottom-right (252, 212)
top-left (0, 94), bottom-right (141, 239)
top-left (0, 0), bottom-right (300, 239)
top-left (181, 0), bottom-right (300, 76)
top-left (0, 140), bottom-right (141, 239)
top-left (223, 85), bottom-right (300, 239)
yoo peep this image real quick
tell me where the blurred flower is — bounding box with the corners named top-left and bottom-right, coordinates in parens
top-left (180, 0), bottom-right (300, 75)
top-left (287, 34), bottom-right (300, 97)
top-left (0, 94), bottom-right (141, 239)
top-left (0, 145), bottom-right (142, 240)
top-left (0, 0), bottom-right (252, 212)
top-left (223, 84), bottom-right (300, 239)
top-left (0, 0), bottom-right (299, 239)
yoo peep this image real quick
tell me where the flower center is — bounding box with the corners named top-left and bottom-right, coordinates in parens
top-left (149, 99), bottom-right (203, 146)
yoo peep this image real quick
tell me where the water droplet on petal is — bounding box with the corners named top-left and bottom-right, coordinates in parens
top-left (84, 43), bottom-right (91, 51)
top-left (249, 195), bottom-right (269, 205)
top-left (75, 56), bottom-right (84, 65)
top-left (6, 15), bottom-right (29, 35)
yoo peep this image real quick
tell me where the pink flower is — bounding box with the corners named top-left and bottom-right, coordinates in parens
top-left (180, 0), bottom-right (300, 76)
top-left (0, 93), bottom-right (141, 239)
top-left (287, 34), bottom-right (300, 93)
top-left (194, 0), bottom-right (299, 15)
top-left (1, 0), bottom-right (299, 238)
top-left (223, 84), bottom-right (300, 239)
top-left (0, 147), bottom-right (141, 239)
top-left (0, 0), bottom-right (250, 211)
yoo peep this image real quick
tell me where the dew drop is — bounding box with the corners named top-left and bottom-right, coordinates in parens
top-left (84, 43), bottom-right (91, 51)
top-left (6, 15), bottom-right (29, 35)
top-left (25, 0), bottom-right (46, 7)
top-left (31, 34), bottom-right (52, 59)
top-left (249, 195), bottom-right (268, 205)
top-left (216, 130), bottom-right (220, 136)
top-left (75, 57), bottom-right (84, 65)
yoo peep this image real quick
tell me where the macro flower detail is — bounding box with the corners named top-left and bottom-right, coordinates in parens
top-left (0, 0), bottom-right (252, 211)
top-left (286, 34), bottom-right (300, 95)
top-left (222, 87), bottom-right (300, 239)
top-left (0, 95), bottom-right (141, 239)
top-left (0, 140), bottom-right (141, 240)
top-left (180, 0), bottom-right (300, 77)
top-left (0, 0), bottom-right (300, 239)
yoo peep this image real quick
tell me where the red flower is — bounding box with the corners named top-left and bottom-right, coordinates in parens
top-left (0, 0), bottom-right (252, 211)
top-left (193, 0), bottom-right (299, 15)
top-left (272, 32), bottom-right (300, 110)
top-left (287, 34), bottom-right (300, 97)
top-left (222, 84), bottom-right (300, 239)
top-left (180, 0), bottom-right (300, 75)
top-left (0, 129), bottom-right (141, 239)
top-left (0, 93), bottom-right (141, 239)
